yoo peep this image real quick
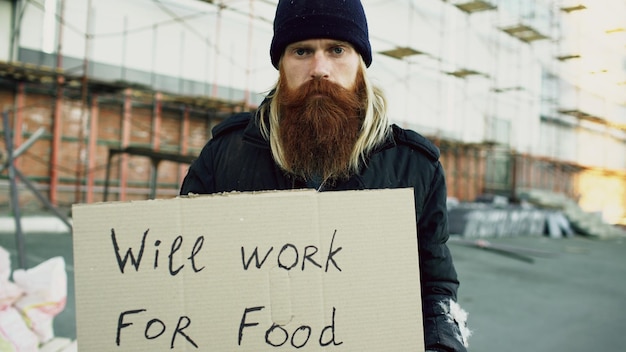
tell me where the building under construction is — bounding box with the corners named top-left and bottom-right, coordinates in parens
top-left (0, 0), bottom-right (625, 225)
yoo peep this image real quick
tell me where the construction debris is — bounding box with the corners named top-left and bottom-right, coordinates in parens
top-left (448, 190), bottom-right (625, 239)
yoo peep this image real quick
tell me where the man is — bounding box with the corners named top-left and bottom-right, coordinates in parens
top-left (181, 0), bottom-right (470, 350)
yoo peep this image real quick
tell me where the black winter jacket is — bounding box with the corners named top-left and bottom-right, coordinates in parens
top-left (181, 112), bottom-right (468, 352)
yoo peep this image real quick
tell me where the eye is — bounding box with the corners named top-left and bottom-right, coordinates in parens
top-left (331, 46), bottom-right (345, 55)
top-left (294, 48), bottom-right (310, 56)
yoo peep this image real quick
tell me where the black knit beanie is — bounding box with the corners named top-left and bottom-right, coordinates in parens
top-left (270, 0), bottom-right (372, 69)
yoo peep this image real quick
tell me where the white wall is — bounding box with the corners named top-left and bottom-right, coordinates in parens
top-left (0, 0), bottom-right (14, 61)
top-left (17, 0), bottom-right (278, 95)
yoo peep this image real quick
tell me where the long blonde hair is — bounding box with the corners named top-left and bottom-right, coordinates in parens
top-left (259, 59), bottom-right (391, 175)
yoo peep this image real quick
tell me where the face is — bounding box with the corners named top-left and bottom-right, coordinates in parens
top-left (276, 54), bottom-right (366, 182)
top-left (280, 39), bottom-right (361, 91)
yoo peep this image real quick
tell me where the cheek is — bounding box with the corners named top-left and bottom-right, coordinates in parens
top-left (339, 66), bottom-right (359, 89)
top-left (283, 67), bottom-right (306, 90)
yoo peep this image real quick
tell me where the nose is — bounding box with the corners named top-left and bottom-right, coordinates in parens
top-left (310, 52), bottom-right (330, 80)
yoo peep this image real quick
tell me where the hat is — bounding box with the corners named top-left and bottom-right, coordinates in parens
top-left (270, 0), bottom-right (372, 69)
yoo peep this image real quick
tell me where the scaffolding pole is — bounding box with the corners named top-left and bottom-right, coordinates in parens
top-left (3, 110), bottom-right (26, 269)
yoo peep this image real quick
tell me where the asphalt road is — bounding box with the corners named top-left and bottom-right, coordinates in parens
top-left (450, 235), bottom-right (626, 352)
top-left (1, 229), bottom-right (625, 351)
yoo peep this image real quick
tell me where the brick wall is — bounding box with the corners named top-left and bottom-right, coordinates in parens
top-left (0, 81), bottom-right (228, 210)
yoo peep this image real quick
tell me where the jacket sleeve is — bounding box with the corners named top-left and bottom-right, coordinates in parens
top-left (180, 140), bottom-right (216, 195)
top-left (418, 162), bottom-right (470, 351)
top-left (180, 112), bottom-right (252, 196)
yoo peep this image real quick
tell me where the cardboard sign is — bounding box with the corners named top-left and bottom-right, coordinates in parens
top-left (72, 189), bottom-right (424, 351)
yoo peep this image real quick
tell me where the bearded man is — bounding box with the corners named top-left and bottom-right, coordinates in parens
top-left (180, 0), bottom-right (470, 350)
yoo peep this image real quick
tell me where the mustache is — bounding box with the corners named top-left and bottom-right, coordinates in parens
top-left (277, 78), bottom-right (361, 109)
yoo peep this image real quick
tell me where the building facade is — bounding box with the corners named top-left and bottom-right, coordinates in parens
top-left (1, 0), bottom-right (624, 224)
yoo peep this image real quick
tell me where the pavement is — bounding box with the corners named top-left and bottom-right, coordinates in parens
top-left (1, 216), bottom-right (626, 351)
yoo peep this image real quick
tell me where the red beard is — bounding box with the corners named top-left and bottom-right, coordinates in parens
top-left (277, 73), bottom-right (366, 182)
